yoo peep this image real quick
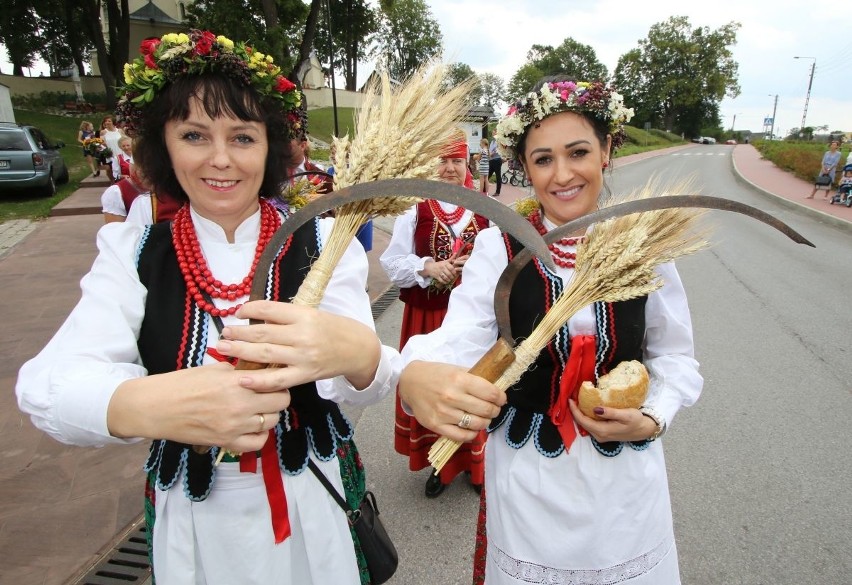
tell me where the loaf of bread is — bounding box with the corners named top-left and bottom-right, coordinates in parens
top-left (577, 360), bottom-right (649, 420)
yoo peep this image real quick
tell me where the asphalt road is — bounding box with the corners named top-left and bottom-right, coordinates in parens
top-left (354, 146), bottom-right (851, 585)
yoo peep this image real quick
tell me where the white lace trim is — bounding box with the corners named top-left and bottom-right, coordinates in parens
top-left (489, 535), bottom-right (673, 584)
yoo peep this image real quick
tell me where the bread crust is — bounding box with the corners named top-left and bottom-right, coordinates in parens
top-left (577, 360), bottom-right (649, 420)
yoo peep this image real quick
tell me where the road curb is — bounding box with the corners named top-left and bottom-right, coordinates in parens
top-left (730, 151), bottom-right (852, 235)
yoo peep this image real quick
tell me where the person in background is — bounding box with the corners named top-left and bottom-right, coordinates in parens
top-left (112, 136), bottom-right (134, 181)
top-left (17, 30), bottom-right (400, 585)
top-left (488, 130), bottom-right (503, 196)
top-left (77, 120), bottom-right (98, 176)
top-left (476, 137), bottom-right (491, 194)
top-left (98, 115), bottom-right (125, 182)
top-left (100, 163), bottom-right (150, 223)
top-left (807, 139), bottom-right (841, 199)
top-left (380, 131), bottom-right (490, 498)
top-left (398, 79), bottom-right (701, 584)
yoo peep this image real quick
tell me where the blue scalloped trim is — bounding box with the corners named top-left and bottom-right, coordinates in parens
top-left (334, 411), bottom-right (355, 442)
top-left (134, 225), bottom-right (152, 268)
top-left (591, 438), bottom-right (624, 457)
top-left (628, 440), bottom-right (650, 451)
top-left (306, 423), bottom-right (336, 463)
top-left (184, 451), bottom-right (216, 502)
top-left (503, 407), bottom-right (535, 449)
top-left (143, 439), bottom-right (164, 473)
top-left (532, 414), bottom-right (565, 458)
top-left (156, 446), bottom-right (187, 491)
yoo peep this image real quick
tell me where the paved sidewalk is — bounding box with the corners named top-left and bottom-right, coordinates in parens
top-left (0, 143), bottom-right (849, 585)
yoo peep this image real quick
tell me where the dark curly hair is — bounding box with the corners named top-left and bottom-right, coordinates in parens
top-left (515, 76), bottom-right (614, 166)
top-left (133, 74), bottom-right (293, 204)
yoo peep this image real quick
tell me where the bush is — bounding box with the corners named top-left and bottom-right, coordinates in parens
top-left (755, 140), bottom-right (850, 185)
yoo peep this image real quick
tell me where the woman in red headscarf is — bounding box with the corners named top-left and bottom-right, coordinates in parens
top-left (380, 132), bottom-right (490, 497)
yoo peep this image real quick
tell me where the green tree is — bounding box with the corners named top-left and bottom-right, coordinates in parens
top-left (74, 0), bottom-right (133, 105)
top-left (0, 0), bottom-right (41, 75)
top-left (507, 63), bottom-right (543, 101)
top-left (478, 72), bottom-right (504, 111)
top-left (507, 38), bottom-right (607, 99)
top-left (185, 0), bottom-right (308, 77)
top-left (315, 0), bottom-right (379, 91)
top-left (613, 16), bottom-right (740, 137)
top-left (371, 0), bottom-right (442, 80)
top-left (444, 62), bottom-right (482, 104)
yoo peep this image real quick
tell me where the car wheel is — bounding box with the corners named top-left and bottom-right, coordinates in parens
top-left (40, 173), bottom-right (56, 197)
top-left (58, 165), bottom-right (69, 184)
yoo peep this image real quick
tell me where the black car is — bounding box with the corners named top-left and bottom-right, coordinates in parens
top-left (0, 123), bottom-right (69, 196)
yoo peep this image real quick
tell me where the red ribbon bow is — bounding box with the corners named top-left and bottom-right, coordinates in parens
top-left (548, 334), bottom-right (597, 452)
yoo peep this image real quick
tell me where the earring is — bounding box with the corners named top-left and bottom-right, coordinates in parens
top-left (602, 160), bottom-right (609, 169)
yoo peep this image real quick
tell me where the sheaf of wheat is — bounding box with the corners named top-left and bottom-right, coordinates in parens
top-left (429, 178), bottom-right (711, 470)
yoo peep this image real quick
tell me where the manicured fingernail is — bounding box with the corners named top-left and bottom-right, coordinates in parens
top-left (216, 340), bottom-right (232, 352)
top-left (593, 407), bottom-right (605, 415)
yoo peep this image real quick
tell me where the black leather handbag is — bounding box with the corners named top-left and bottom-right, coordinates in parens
top-left (815, 173), bottom-right (832, 186)
top-left (307, 460), bottom-right (399, 584)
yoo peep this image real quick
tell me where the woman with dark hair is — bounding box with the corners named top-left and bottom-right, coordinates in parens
top-left (17, 31), bottom-right (400, 585)
top-left (398, 80), bottom-right (702, 584)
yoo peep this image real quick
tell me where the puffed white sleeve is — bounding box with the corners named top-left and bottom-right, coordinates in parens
top-left (125, 194), bottom-right (154, 226)
top-left (100, 184), bottom-right (127, 217)
top-left (401, 226), bottom-right (506, 366)
top-left (379, 206), bottom-right (432, 288)
top-left (642, 262), bottom-right (703, 428)
top-left (16, 223), bottom-right (150, 447)
top-left (315, 218), bottom-right (401, 406)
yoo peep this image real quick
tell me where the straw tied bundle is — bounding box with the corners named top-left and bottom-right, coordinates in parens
top-left (290, 63), bottom-right (475, 309)
top-left (428, 182), bottom-right (710, 471)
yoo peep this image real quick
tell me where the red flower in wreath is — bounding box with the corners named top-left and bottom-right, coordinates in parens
top-left (194, 31), bottom-right (217, 56)
top-left (275, 76), bottom-right (296, 93)
top-left (140, 38), bottom-right (160, 69)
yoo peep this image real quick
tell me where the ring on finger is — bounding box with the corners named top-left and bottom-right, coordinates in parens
top-left (257, 413), bottom-right (265, 433)
top-left (457, 412), bottom-right (473, 430)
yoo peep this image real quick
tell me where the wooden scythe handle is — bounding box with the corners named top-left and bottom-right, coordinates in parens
top-left (466, 337), bottom-right (516, 382)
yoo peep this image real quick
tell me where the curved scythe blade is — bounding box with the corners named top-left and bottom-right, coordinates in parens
top-left (494, 195), bottom-right (815, 343)
top-left (249, 178), bottom-right (553, 301)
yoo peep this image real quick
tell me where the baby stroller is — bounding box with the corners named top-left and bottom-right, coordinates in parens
top-left (501, 158), bottom-right (531, 187)
top-left (830, 164), bottom-right (852, 207)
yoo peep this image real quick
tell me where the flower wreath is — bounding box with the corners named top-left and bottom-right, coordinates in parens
top-left (116, 30), bottom-right (303, 137)
top-left (495, 80), bottom-right (634, 161)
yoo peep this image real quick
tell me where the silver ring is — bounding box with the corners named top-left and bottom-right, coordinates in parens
top-left (257, 413), bottom-right (265, 433)
top-left (457, 412), bottom-right (472, 429)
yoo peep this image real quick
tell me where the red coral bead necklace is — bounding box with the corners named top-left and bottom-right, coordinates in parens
top-left (428, 199), bottom-right (466, 225)
top-left (528, 209), bottom-right (584, 269)
top-left (172, 200), bottom-right (282, 317)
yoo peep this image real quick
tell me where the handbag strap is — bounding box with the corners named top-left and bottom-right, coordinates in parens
top-left (307, 459), bottom-right (357, 518)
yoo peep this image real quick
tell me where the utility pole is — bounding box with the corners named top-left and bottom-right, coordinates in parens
top-left (768, 94), bottom-right (778, 140)
top-left (793, 56), bottom-right (815, 136)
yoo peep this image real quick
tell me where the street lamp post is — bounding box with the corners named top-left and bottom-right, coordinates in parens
top-left (768, 94), bottom-right (778, 140)
top-left (324, 0), bottom-right (339, 137)
top-left (730, 112), bottom-right (742, 132)
top-left (793, 56), bottom-right (816, 136)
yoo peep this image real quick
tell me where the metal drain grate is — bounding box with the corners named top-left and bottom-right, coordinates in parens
top-left (74, 517), bottom-right (151, 585)
top-left (371, 284), bottom-right (399, 321)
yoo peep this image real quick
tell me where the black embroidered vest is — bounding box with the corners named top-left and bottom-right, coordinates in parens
top-left (135, 218), bottom-right (354, 501)
top-left (487, 233), bottom-right (650, 457)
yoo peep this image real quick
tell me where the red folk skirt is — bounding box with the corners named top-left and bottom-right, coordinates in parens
top-left (393, 303), bottom-right (486, 487)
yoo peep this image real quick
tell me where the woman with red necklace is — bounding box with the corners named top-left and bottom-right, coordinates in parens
top-left (397, 80), bottom-right (702, 584)
top-left (380, 131), bottom-right (490, 498)
top-left (17, 31), bottom-right (400, 585)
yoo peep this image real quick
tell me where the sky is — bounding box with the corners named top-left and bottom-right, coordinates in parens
top-left (3, 0), bottom-right (850, 135)
top-left (405, 0), bottom-right (852, 136)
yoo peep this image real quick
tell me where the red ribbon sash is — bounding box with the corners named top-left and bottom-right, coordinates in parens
top-left (238, 430), bottom-right (291, 544)
top-left (548, 334), bottom-right (597, 452)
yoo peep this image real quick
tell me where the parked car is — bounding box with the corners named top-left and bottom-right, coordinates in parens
top-left (0, 123), bottom-right (69, 197)
top-left (701, 136), bottom-right (717, 144)
top-left (725, 139), bottom-right (737, 145)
